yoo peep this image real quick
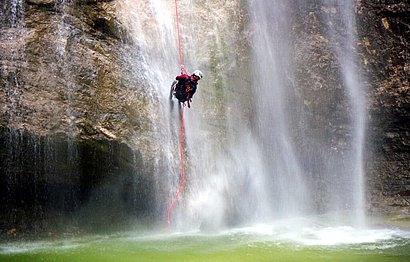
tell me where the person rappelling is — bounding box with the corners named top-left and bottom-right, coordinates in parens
top-left (167, 0), bottom-right (203, 227)
top-left (170, 69), bottom-right (203, 107)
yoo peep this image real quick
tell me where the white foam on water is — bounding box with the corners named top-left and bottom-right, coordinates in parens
top-left (285, 226), bottom-right (403, 246)
top-left (0, 239), bottom-right (84, 255)
top-left (0, 241), bottom-right (54, 254)
top-left (1, 221), bottom-right (409, 255)
top-left (226, 221), bottom-right (410, 248)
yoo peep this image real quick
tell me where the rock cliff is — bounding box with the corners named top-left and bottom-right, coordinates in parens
top-left (1, 0), bottom-right (157, 237)
top-left (357, 0), bottom-right (410, 214)
top-left (0, 0), bottom-right (409, 238)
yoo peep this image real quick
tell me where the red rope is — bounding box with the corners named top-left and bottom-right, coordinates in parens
top-left (174, 0), bottom-right (187, 74)
top-left (167, 106), bottom-right (186, 226)
top-left (167, 0), bottom-right (190, 227)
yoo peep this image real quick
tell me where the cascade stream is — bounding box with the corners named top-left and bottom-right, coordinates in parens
top-left (0, 0), bottom-right (372, 234)
top-left (118, 0), bottom-right (367, 229)
top-left (1, 1), bottom-right (410, 261)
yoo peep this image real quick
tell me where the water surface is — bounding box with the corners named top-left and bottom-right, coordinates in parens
top-left (2, 219), bottom-right (409, 262)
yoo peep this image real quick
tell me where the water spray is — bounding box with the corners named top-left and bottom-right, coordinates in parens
top-left (166, 0), bottom-right (187, 228)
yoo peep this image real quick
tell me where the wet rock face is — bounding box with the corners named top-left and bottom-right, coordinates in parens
top-left (356, 0), bottom-right (410, 214)
top-left (0, 127), bottom-right (155, 238)
top-left (0, 0), bottom-right (409, 236)
top-left (287, 0), bottom-right (409, 215)
top-left (26, 0), bottom-right (55, 7)
top-left (292, 2), bottom-right (351, 149)
top-left (0, 0), bottom-right (156, 237)
top-left (1, 0), bottom-right (143, 140)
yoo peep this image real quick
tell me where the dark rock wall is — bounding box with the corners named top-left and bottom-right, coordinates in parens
top-left (283, 0), bottom-right (410, 215)
top-left (291, 0), bottom-right (409, 214)
top-left (290, 2), bottom-right (353, 213)
top-left (1, 0), bottom-right (148, 140)
top-left (357, 0), bottom-right (410, 214)
top-left (0, 127), bottom-right (154, 238)
top-left (0, 0), bottom-right (157, 239)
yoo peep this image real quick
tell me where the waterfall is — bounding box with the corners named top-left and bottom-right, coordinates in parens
top-left (117, 0), bottom-right (184, 223)
top-left (0, 0), bottom-right (370, 231)
top-left (248, 0), bottom-right (309, 219)
top-left (179, 0), bottom-right (268, 228)
top-left (118, 0), bottom-right (260, 229)
top-left (321, 0), bottom-right (367, 226)
top-left (2, 0), bottom-right (25, 125)
top-left (1, 0), bottom-right (27, 225)
top-left (119, 0), bottom-right (368, 229)
top-left (246, 0), bottom-right (367, 225)
top-left (2, 0), bottom-right (24, 27)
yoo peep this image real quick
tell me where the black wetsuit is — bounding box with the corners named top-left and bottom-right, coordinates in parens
top-left (175, 74), bottom-right (198, 103)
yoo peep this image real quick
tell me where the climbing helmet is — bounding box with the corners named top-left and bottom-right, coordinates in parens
top-left (192, 70), bottom-right (203, 80)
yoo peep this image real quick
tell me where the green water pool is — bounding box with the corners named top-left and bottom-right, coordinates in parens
top-left (1, 223), bottom-right (410, 262)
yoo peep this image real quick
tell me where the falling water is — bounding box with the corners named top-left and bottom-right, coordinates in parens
top-left (245, 0), bottom-right (367, 225)
top-left (54, 0), bottom-right (78, 138)
top-left (321, 0), bottom-right (367, 226)
top-left (2, 0), bottom-right (83, 230)
top-left (1, 0), bottom-right (27, 226)
top-left (177, 0), bottom-right (268, 228)
top-left (117, 0), bottom-right (260, 229)
top-left (2, 0), bottom-right (24, 27)
top-left (1, 1), bottom-right (410, 260)
top-left (118, 0), bottom-right (368, 229)
top-left (2, 0), bottom-right (25, 125)
top-left (248, 0), bottom-right (309, 219)
top-left (117, 0), bottom-right (185, 222)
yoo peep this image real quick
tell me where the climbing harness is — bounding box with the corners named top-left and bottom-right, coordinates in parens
top-left (167, 0), bottom-right (188, 227)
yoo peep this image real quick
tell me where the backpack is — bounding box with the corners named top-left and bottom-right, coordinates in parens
top-left (175, 79), bottom-right (196, 102)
